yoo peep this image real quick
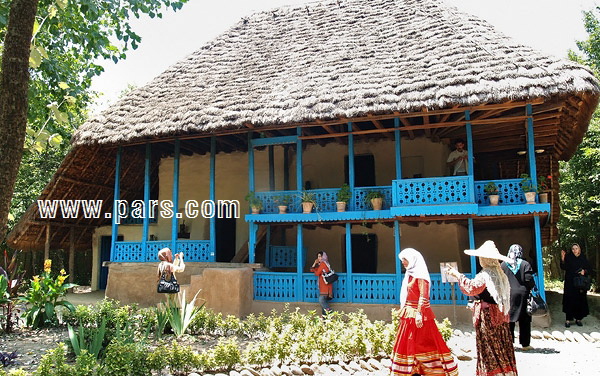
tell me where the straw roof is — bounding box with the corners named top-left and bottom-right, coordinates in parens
top-left (72, 0), bottom-right (599, 148)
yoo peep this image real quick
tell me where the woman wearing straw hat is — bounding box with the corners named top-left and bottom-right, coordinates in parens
top-left (390, 248), bottom-right (458, 376)
top-left (446, 240), bottom-right (517, 376)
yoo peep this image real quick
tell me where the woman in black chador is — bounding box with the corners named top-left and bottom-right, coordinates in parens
top-left (501, 244), bottom-right (535, 350)
top-left (561, 243), bottom-right (592, 327)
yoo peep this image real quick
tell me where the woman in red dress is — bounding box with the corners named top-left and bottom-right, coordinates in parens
top-left (390, 248), bottom-right (458, 375)
top-left (310, 251), bottom-right (333, 315)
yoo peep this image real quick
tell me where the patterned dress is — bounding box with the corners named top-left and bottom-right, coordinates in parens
top-left (391, 276), bottom-right (458, 375)
top-left (458, 274), bottom-right (518, 376)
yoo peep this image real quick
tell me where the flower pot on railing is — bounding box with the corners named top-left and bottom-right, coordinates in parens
top-left (302, 202), bottom-right (314, 213)
top-left (524, 192), bottom-right (536, 204)
top-left (336, 202), bottom-right (347, 212)
top-left (539, 192), bottom-right (549, 203)
top-left (370, 198), bottom-right (383, 210)
top-left (488, 194), bottom-right (500, 206)
top-left (278, 205), bottom-right (288, 214)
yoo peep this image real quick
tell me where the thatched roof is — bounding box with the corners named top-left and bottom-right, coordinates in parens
top-left (72, 0), bottom-right (599, 147)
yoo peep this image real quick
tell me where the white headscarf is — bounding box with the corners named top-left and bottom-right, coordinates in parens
top-left (399, 248), bottom-right (431, 308)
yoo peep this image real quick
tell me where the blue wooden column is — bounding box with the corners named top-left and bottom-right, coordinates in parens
top-left (142, 143), bottom-right (151, 259)
top-left (110, 146), bottom-right (122, 260)
top-left (468, 218), bottom-right (476, 276)
top-left (533, 216), bottom-right (546, 300)
top-left (171, 140), bottom-right (180, 253)
top-left (465, 110), bottom-right (475, 202)
top-left (269, 146), bottom-right (275, 191)
top-left (345, 223), bottom-right (353, 302)
top-left (265, 226), bottom-right (271, 268)
top-left (296, 127), bottom-right (303, 191)
top-left (348, 123), bottom-right (355, 210)
top-left (296, 224), bottom-right (304, 300)
top-left (394, 220), bottom-right (402, 304)
top-left (248, 132), bottom-right (256, 263)
top-left (394, 118), bottom-right (402, 180)
top-left (209, 136), bottom-right (216, 262)
top-left (526, 104), bottom-right (538, 193)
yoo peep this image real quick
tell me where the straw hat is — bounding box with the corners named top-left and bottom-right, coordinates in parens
top-left (464, 240), bottom-right (512, 263)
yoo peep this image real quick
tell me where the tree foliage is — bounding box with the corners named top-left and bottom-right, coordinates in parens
top-left (0, 0), bottom-right (188, 236)
top-left (561, 6), bottom-right (600, 282)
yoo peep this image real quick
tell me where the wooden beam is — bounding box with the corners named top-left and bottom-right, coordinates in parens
top-left (369, 117), bottom-right (393, 139)
top-left (398, 117), bottom-right (415, 139)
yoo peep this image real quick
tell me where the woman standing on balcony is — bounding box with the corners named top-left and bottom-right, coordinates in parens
top-left (446, 241), bottom-right (517, 376)
top-left (310, 251), bottom-right (333, 316)
top-left (390, 248), bottom-right (458, 376)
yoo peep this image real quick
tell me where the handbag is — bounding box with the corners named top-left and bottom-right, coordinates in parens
top-left (322, 269), bottom-right (338, 284)
top-left (573, 274), bottom-right (591, 290)
top-left (157, 272), bottom-right (180, 294)
top-left (526, 286), bottom-right (548, 317)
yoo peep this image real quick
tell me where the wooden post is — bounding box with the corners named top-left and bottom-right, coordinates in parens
top-left (394, 220), bottom-right (402, 304)
top-left (142, 143), bottom-right (151, 260)
top-left (210, 136), bottom-right (216, 262)
top-left (269, 145), bottom-right (275, 191)
top-left (345, 223), bottom-right (353, 302)
top-left (468, 218), bottom-right (476, 276)
top-left (465, 110), bottom-right (475, 202)
top-left (44, 223), bottom-right (50, 260)
top-left (296, 224), bottom-right (304, 300)
top-left (171, 139), bottom-right (180, 253)
top-left (69, 227), bottom-right (75, 283)
top-left (111, 146), bottom-right (122, 261)
top-left (526, 104), bottom-right (538, 192)
top-left (394, 118), bottom-right (402, 180)
top-left (296, 127), bottom-right (303, 191)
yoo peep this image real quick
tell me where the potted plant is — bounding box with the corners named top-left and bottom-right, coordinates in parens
top-left (519, 174), bottom-right (536, 204)
top-left (273, 195), bottom-right (291, 214)
top-left (300, 191), bottom-right (316, 213)
top-left (244, 191), bottom-right (263, 214)
top-left (365, 190), bottom-right (384, 210)
top-left (537, 175), bottom-right (551, 203)
top-left (484, 181), bottom-right (500, 206)
top-left (336, 183), bottom-right (351, 212)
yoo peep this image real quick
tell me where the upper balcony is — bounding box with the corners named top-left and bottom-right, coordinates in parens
top-left (246, 176), bottom-right (550, 223)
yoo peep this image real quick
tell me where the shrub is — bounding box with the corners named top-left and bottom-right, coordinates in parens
top-left (162, 290), bottom-right (203, 337)
top-left (0, 249), bottom-right (26, 334)
top-left (20, 260), bottom-right (77, 329)
top-left (210, 338), bottom-right (241, 370)
top-left (101, 341), bottom-right (149, 376)
top-left (148, 341), bottom-right (199, 375)
top-left (436, 317), bottom-right (453, 342)
top-left (32, 343), bottom-right (96, 376)
top-left (68, 319), bottom-right (106, 359)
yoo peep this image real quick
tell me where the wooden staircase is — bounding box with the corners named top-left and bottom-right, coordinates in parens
top-left (230, 226), bottom-right (267, 263)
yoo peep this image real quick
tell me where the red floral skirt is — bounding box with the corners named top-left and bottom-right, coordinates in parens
top-left (391, 317), bottom-right (459, 375)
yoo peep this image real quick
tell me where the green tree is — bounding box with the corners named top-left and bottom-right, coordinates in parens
top-left (562, 6), bottom-right (600, 284)
top-left (0, 0), bottom-right (189, 239)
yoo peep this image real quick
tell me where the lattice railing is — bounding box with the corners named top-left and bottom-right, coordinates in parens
top-left (254, 272), bottom-right (298, 301)
top-left (269, 246), bottom-right (297, 268)
top-left (351, 274), bottom-right (397, 303)
top-left (112, 240), bottom-right (212, 262)
top-left (429, 273), bottom-right (473, 304)
top-left (303, 273), bottom-right (348, 302)
top-left (351, 186), bottom-right (393, 210)
top-left (392, 176), bottom-right (471, 206)
top-left (474, 179), bottom-right (525, 205)
top-left (255, 190), bottom-right (301, 214)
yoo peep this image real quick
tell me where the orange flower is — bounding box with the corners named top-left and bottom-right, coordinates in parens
top-left (44, 259), bottom-right (52, 273)
top-left (33, 275), bottom-right (40, 283)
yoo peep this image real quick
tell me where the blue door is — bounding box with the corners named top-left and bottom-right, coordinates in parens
top-left (99, 235), bottom-right (122, 289)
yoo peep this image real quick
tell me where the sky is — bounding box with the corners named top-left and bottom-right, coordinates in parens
top-left (90, 0), bottom-right (600, 112)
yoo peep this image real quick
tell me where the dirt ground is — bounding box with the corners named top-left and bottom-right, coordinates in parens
top-left (2, 289), bottom-right (599, 375)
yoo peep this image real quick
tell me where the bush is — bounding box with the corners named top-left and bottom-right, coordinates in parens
top-left (20, 260), bottom-right (76, 328)
top-left (147, 341), bottom-right (199, 375)
top-left (33, 343), bottom-right (97, 376)
top-left (436, 317), bottom-right (453, 342)
top-left (101, 341), bottom-right (149, 376)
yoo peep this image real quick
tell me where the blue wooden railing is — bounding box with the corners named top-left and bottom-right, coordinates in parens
top-left (392, 176), bottom-right (471, 206)
top-left (111, 240), bottom-right (212, 262)
top-left (474, 179), bottom-right (526, 205)
top-left (268, 246), bottom-right (297, 268)
top-left (254, 271), bottom-right (473, 304)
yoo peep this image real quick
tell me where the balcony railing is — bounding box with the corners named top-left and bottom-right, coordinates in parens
top-left (111, 240), bottom-right (212, 262)
top-left (254, 271), bottom-right (473, 304)
top-left (474, 179), bottom-right (526, 205)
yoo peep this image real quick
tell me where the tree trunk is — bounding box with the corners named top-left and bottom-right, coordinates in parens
top-left (0, 0), bottom-right (39, 240)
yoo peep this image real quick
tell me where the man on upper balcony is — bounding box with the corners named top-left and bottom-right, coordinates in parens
top-left (447, 138), bottom-right (469, 176)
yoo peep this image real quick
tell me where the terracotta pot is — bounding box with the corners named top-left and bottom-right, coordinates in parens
top-left (302, 202), bottom-right (314, 214)
top-left (524, 191), bottom-right (537, 204)
top-left (539, 192), bottom-right (549, 203)
top-left (278, 205), bottom-right (288, 214)
top-left (251, 206), bottom-right (260, 214)
top-left (488, 194), bottom-right (499, 206)
top-left (336, 202), bottom-right (347, 212)
top-left (370, 197), bottom-right (383, 210)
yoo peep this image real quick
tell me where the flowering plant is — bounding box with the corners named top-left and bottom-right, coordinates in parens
top-left (537, 175), bottom-right (551, 192)
top-left (20, 259), bottom-right (77, 328)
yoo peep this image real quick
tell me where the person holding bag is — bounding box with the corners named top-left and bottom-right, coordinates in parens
top-left (310, 251), bottom-right (333, 316)
top-left (561, 243), bottom-right (592, 327)
top-left (157, 247), bottom-right (185, 294)
top-left (500, 244), bottom-right (535, 350)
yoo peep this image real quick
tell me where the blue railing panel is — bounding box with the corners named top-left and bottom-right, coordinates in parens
top-left (429, 273), bottom-right (473, 304)
top-left (269, 246), bottom-right (297, 268)
top-left (112, 242), bottom-right (144, 262)
top-left (474, 179), bottom-right (525, 205)
top-left (254, 272), bottom-right (297, 301)
top-left (392, 176), bottom-right (470, 206)
top-left (176, 240), bottom-right (211, 262)
top-left (303, 273), bottom-right (348, 302)
top-left (145, 241), bottom-right (171, 261)
top-left (255, 190), bottom-right (301, 214)
top-left (351, 274), bottom-right (397, 304)
top-left (307, 188), bottom-right (339, 212)
top-left (352, 186), bottom-right (393, 210)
